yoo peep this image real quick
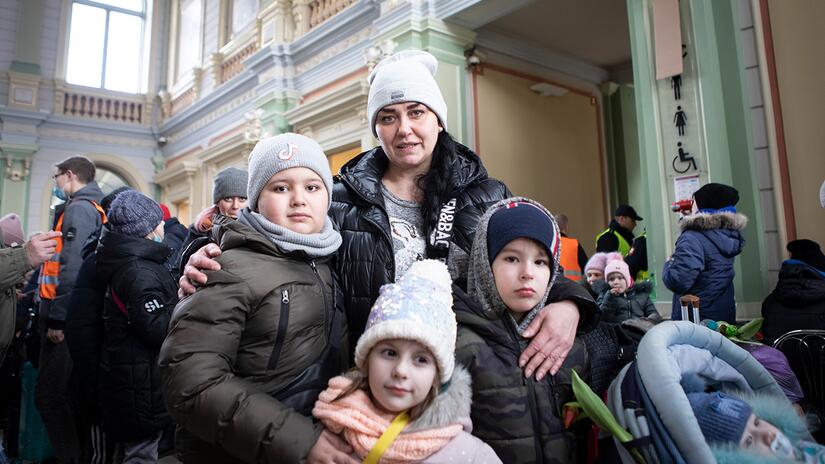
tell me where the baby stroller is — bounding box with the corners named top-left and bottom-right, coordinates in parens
top-left (606, 321), bottom-right (809, 464)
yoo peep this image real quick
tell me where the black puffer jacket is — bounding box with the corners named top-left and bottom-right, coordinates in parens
top-left (162, 217), bottom-right (188, 277)
top-left (330, 144), bottom-right (510, 344)
top-left (95, 227), bottom-right (176, 442)
top-left (762, 260), bottom-right (825, 344)
top-left (597, 281), bottom-right (662, 324)
top-left (65, 237), bottom-right (106, 421)
top-left (330, 144), bottom-right (599, 346)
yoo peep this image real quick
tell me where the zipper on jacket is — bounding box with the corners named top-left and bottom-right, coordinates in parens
top-left (267, 289), bottom-right (291, 371)
top-left (548, 374), bottom-right (562, 418)
top-left (309, 260), bottom-right (331, 333)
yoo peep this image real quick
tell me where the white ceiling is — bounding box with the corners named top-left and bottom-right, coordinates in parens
top-left (482, 0), bottom-right (632, 68)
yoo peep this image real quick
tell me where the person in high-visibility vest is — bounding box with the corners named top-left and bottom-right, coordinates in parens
top-left (555, 214), bottom-right (588, 282)
top-left (595, 204), bottom-right (642, 256)
top-left (36, 156), bottom-right (106, 464)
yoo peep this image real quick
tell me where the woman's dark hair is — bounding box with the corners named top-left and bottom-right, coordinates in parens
top-left (417, 130), bottom-right (460, 232)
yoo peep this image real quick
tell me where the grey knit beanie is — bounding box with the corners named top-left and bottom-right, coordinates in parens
top-left (213, 167), bottom-right (248, 203)
top-left (108, 190), bottom-right (163, 238)
top-left (367, 50), bottom-right (448, 137)
top-left (246, 133), bottom-right (332, 211)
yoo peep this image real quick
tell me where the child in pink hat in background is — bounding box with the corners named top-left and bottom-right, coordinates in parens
top-left (598, 255), bottom-right (661, 323)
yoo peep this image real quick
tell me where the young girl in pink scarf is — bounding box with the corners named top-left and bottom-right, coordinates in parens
top-left (313, 260), bottom-right (501, 463)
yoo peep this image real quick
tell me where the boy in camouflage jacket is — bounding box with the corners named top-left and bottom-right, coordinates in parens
top-left (455, 197), bottom-right (589, 463)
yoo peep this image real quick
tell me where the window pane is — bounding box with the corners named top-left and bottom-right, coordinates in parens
top-left (66, 3), bottom-right (106, 88)
top-left (104, 12), bottom-right (142, 93)
top-left (94, 0), bottom-right (144, 13)
top-left (177, 0), bottom-right (202, 79)
top-left (231, 0), bottom-right (257, 37)
top-left (96, 167), bottom-right (131, 195)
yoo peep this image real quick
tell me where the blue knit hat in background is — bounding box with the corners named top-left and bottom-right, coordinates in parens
top-left (108, 190), bottom-right (163, 238)
top-left (688, 391), bottom-right (753, 446)
top-left (486, 200), bottom-right (560, 264)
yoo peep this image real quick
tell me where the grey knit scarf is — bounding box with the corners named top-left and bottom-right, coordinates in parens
top-left (466, 197), bottom-right (560, 335)
top-left (237, 208), bottom-right (342, 258)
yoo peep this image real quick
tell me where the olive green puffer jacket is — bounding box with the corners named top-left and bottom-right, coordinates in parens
top-left (159, 221), bottom-right (348, 463)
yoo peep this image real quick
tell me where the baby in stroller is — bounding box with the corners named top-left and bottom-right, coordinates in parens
top-left (687, 389), bottom-right (824, 462)
top-left (605, 321), bottom-right (820, 464)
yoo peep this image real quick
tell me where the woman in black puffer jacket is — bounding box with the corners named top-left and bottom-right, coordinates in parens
top-left (330, 51), bottom-right (598, 355)
top-left (95, 191), bottom-right (176, 460)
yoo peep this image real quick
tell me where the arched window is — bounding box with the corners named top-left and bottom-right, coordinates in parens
top-left (65, 0), bottom-right (148, 94)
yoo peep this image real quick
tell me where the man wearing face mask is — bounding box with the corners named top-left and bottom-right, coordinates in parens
top-left (37, 156), bottom-right (106, 464)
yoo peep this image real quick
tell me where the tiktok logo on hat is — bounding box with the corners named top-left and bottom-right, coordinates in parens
top-left (278, 143), bottom-right (298, 160)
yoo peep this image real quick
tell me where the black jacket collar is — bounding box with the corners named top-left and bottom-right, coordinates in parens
top-left (609, 219), bottom-right (635, 243)
top-left (338, 143), bottom-right (489, 206)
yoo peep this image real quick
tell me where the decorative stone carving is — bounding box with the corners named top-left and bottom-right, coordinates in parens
top-left (4, 156), bottom-right (32, 182)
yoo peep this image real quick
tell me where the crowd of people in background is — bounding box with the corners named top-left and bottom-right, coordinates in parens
top-left (0, 49), bottom-right (824, 464)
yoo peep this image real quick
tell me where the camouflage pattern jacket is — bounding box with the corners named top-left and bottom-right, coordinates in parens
top-left (454, 288), bottom-right (589, 464)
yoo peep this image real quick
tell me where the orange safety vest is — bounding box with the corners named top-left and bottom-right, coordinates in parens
top-left (559, 236), bottom-right (582, 281)
top-left (39, 201), bottom-right (107, 300)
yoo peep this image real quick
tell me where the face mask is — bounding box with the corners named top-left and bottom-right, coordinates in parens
top-left (152, 234), bottom-right (163, 243)
top-left (52, 185), bottom-right (67, 201)
top-left (770, 431), bottom-right (796, 460)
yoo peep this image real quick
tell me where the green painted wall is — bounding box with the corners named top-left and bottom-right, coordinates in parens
top-left (626, 0), bottom-right (770, 312)
top-left (605, 84), bottom-right (643, 211)
top-left (0, 147), bottom-right (35, 228)
top-left (690, 0), bottom-right (768, 302)
top-left (256, 93), bottom-right (297, 135)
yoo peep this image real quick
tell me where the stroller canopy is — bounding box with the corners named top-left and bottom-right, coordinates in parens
top-left (610, 321), bottom-right (788, 464)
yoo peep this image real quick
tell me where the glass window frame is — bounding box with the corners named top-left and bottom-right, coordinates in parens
top-left (226, 0), bottom-right (258, 43)
top-left (66, 0), bottom-right (147, 94)
top-left (175, 0), bottom-right (204, 81)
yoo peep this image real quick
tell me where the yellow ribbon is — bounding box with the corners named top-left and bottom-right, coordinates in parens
top-left (362, 411), bottom-right (410, 464)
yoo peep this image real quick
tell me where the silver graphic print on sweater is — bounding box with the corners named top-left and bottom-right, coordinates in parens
top-left (381, 184), bottom-right (426, 278)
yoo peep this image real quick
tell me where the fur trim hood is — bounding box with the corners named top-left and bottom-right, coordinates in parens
top-left (710, 388), bottom-right (813, 463)
top-left (683, 375), bottom-right (813, 463)
top-left (679, 211), bottom-right (748, 232)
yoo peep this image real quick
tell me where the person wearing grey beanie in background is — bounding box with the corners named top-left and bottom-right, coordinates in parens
top-left (177, 166), bottom-right (248, 273)
top-left (178, 50), bottom-right (600, 392)
top-left (159, 133), bottom-right (350, 464)
top-left (94, 190), bottom-right (177, 462)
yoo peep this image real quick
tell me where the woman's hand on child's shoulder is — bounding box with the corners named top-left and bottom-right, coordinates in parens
top-left (519, 300), bottom-right (579, 381)
top-left (307, 430), bottom-right (359, 464)
top-left (178, 243), bottom-right (223, 299)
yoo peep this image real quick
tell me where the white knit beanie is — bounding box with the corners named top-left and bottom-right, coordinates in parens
top-left (354, 259), bottom-right (457, 384)
top-left (246, 133), bottom-right (333, 211)
top-left (367, 50), bottom-right (448, 137)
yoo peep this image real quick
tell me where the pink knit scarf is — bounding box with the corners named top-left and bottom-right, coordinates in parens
top-left (313, 375), bottom-right (464, 463)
